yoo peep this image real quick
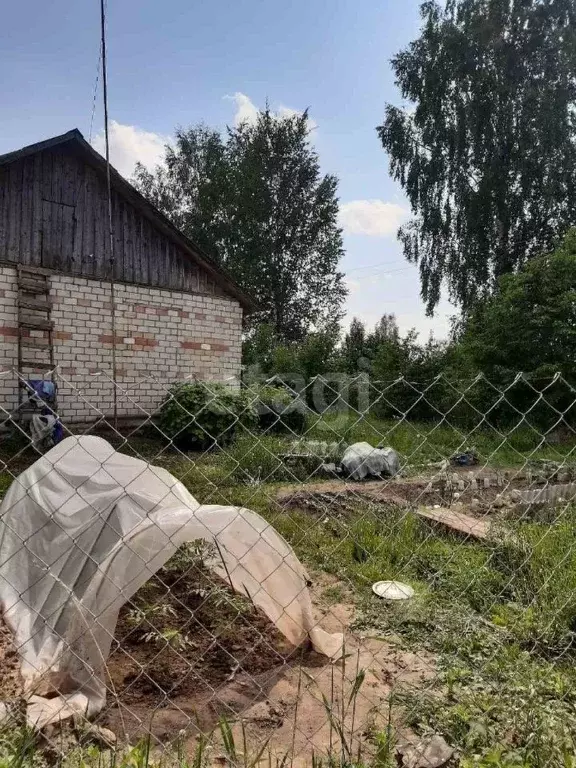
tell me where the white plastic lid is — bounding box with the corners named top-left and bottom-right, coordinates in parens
top-left (372, 580), bottom-right (414, 600)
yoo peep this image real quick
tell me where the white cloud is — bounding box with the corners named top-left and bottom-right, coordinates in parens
top-left (225, 92), bottom-right (260, 127)
top-left (92, 120), bottom-right (169, 178)
top-left (339, 199), bottom-right (408, 237)
top-left (225, 92), bottom-right (317, 131)
top-left (277, 104), bottom-right (299, 120)
top-left (278, 104), bottom-right (318, 132)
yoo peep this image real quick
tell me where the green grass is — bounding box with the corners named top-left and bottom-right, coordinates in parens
top-left (5, 495), bottom-right (576, 766)
top-left (270, 502), bottom-right (576, 649)
top-left (114, 426), bottom-right (576, 764)
top-left (3, 414), bottom-right (576, 766)
top-left (389, 606), bottom-right (576, 768)
top-left (266, 500), bottom-right (576, 766)
top-left (2, 409), bottom-right (576, 499)
top-left (124, 413), bottom-right (576, 502)
top-left (307, 413), bottom-right (576, 470)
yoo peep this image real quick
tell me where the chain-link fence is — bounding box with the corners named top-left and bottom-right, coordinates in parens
top-left (1, 370), bottom-right (576, 767)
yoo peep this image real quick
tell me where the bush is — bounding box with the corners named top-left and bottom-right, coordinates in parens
top-left (158, 382), bottom-right (257, 449)
top-left (247, 384), bottom-right (308, 434)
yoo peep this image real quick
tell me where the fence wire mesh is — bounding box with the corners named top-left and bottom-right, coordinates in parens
top-left (1, 370), bottom-right (576, 767)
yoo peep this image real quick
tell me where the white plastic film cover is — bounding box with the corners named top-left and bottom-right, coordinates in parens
top-left (0, 436), bottom-right (342, 727)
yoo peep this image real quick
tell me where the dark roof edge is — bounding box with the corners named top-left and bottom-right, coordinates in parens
top-left (0, 129), bottom-right (83, 167)
top-left (0, 129), bottom-right (258, 314)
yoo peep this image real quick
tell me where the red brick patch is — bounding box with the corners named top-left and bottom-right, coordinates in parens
top-left (194, 312), bottom-right (206, 320)
top-left (0, 326), bottom-right (19, 337)
top-left (179, 310), bottom-right (190, 319)
top-left (181, 341), bottom-right (202, 350)
top-left (134, 336), bottom-right (158, 347)
top-left (55, 331), bottom-right (73, 340)
top-left (134, 303), bottom-right (172, 316)
top-left (98, 334), bottom-right (125, 345)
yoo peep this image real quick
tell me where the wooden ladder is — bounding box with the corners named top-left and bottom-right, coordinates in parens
top-left (16, 266), bottom-right (55, 409)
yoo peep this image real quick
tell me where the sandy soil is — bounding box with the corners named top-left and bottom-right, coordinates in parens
top-left (96, 575), bottom-right (437, 765)
top-left (0, 571), bottom-right (437, 766)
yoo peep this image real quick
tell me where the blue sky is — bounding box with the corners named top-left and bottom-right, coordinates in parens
top-left (0, 0), bottom-right (453, 338)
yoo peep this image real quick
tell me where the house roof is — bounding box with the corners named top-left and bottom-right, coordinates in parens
top-left (0, 129), bottom-right (257, 313)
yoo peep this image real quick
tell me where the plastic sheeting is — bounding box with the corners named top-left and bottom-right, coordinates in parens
top-left (341, 442), bottom-right (400, 480)
top-left (0, 436), bottom-right (342, 728)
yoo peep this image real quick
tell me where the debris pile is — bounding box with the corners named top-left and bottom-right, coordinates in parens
top-left (341, 442), bottom-right (400, 480)
top-left (282, 440), bottom-right (401, 481)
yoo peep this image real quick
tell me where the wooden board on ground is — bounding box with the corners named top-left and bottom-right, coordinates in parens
top-left (416, 506), bottom-right (490, 540)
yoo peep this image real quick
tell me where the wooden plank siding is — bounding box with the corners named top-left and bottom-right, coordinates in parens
top-left (0, 147), bottom-right (227, 297)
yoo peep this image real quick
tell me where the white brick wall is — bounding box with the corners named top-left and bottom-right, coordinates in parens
top-left (0, 266), bottom-right (243, 423)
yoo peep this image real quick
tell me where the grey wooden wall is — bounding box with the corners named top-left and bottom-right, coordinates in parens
top-left (0, 147), bottom-right (227, 297)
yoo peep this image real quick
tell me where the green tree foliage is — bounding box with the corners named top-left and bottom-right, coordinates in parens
top-left (368, 322), bottom-right (452, 420)
top-left (366, 313), bottom-right (400, 352)
top-left (379, 0), bottom-right (576, 314)
top-left (243, 321), bottom-right (341, 381)
top-left (341, 317), bottom-right (369, 373)
top-left (371, 328), bottom-right (420, 383)
top-left (337, 313), bottom-right (450, 383)
top-left (246, 385), bottom-right (307, 434)
top-left (134, 111), bottom-right (346, 341)
top-left (461, 230), bottom-right (576, 380)
top-left (242, 323), bottom-right (280, 374)
top-left (457, 230), bottom-right (576, 427)
top-left (297, 323), bottom-right (342, 380)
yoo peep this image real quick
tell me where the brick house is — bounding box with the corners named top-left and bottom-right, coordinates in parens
top-left (0, 129), bottom-right (255, 423)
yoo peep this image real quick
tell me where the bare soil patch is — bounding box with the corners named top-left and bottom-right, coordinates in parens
top-left (276, 468), bottom-right (536, 518)
top-left (99, 561), bottom-right (296, 742)
top-left (0, 618), bottom-right (20, 700)
top-left (0, 567), bottom-right (436, 766)
top-left (98, 570), bottom-right (436, 764)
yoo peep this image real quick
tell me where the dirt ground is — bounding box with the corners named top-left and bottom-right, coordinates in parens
top-left (276, 467), bottom-right (537, 519)
top-left (0, 462), bottom-right (493, 764)
top-left (100, 589), bottom-right (295, 742)
top-left (0, 571), bottom-right (436, 766)
top-left (0, 446), bottom-right (566, 766)
top-left (100, 579), bottom-right (436, 766)
top-left (0, 463), bottom-right (533, 764)
top-left (0, 619), bottom-right (20, 699)
top-left (220, 600), bottom-right (437, 767)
